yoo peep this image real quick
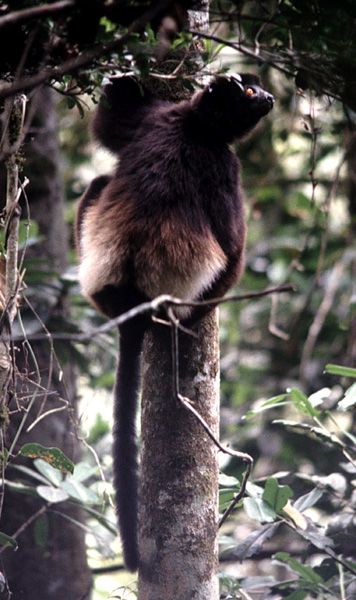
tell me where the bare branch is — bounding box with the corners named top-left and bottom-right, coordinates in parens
top-left (188, 29), bottom-right (295, 77)
top-left (0, 505), bottom-right (47, 555)
top-left (4, 284), bottom-right (295, 343)
top-left (0, 0), bottom-right (177, 100)
top-left (0, 1), bottom-right (74, 29)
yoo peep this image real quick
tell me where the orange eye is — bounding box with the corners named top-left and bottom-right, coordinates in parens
top-left (245, 87), bottom-right (254, 97)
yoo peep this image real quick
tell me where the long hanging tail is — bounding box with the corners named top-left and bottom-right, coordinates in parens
top-left (113, 321), bottom-right (145, 572)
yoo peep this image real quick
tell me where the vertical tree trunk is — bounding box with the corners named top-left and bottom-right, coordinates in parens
top-left (345, 130), bottom-right (356, 366)
top-left (138, 4), bottom-right (219, 597)
top-left (1, 88), bottom-right (92, 600)
top-left (139, 313), bottom-right (220, 600)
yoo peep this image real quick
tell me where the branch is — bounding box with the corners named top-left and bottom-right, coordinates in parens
top-left (300, 250), bottom-right (356, 377)
top-left (0, 505), bottom-right (47, 555)
top-left (0, 1), bottom-right (74, 29)
top-left (4, 284), bottom-right (295, 343)
top-left (0, 0), bottom-right (176, 100)
top-left (188, 29), bottom-right (295, 77)
top-left (4, 96), bottom-right (26, 322)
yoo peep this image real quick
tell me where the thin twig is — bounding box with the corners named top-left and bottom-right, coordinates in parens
top-left (0, 1), bottom-right (74, 29)
top-left (7, 309), bottom-right (42, 458)
top-left (0, 505), bottom-right (47, 555)
top-left (23, 296), bottom-right (56, 422)
top-left (187, 29), bottom-right (295, 78)
top-left (26, 405), bottom-right (68, 433)
top-left (0, 0), bottom-right (176, 100)
top-left (300, 251), bottom-right (355, 376)
top-left (4, 284), bottom-right (295, 343)
top-left (0, 430), bottom-right (6, 521)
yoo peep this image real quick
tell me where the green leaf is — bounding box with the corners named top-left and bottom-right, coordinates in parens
top-left (3, 479), bottom-right (38, 497)
top-left (0, 531), bottom-right (18, 550)
top-left (244, 497), bottom-right (277, 523)
top-left (244, 394), bottom-right (288, 418)
top-left (11, 464), bottom-right (54, 486)
top-left (72, 462), bottom-right (99, 483)
top-left (273, 420), bottom-right (345, 451)
top-left (324, 364), bottom-right (356, 378)
top-left (274, 552), bottom-right (323, 584)
top-left (19, 444), bottom-right (74, 474)
top-left (34, 459), bottom-right (63, 486)
top-left (294, 488), bottom-right (323, 512)
top-left (296, 519), bottom-right (334, 552)
top-left (219, 473), bottom-right (240, 487)
top-left (263, 478), bottom-right (293, 512)
top-left (61, 477), bottom-right (98, 505)
top-left (288, 388), bottom-right (320, 417)
top-left (338, 382), bottom-right (356, 411)
top-left (219, 488), bottom-right (239, 511)
top-left (36, 485), bottom-right (69, 503)
top-left (223, 523), bottom-right (280, 560)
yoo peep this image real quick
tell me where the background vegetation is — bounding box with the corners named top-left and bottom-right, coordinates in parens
top-left (0, 1), bottom-right (355, 598)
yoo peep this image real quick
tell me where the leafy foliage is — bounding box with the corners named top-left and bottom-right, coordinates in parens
top-left (1, 1), bottom-right (356, 599)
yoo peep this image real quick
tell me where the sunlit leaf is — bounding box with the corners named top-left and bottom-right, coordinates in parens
top-left (244, 497), bottom-right (276, 523)
top-left (34, 459), bottom-right (63, 487)
top-left (61, 477), bottom-right (98, 505)
top-left (325, 364), bottom-right (356, 378)
top-left (294, 488), bottom-right (323, 512)
top-left (308, 387), bottom-right (331, 407)
top-left (273, 420), bottom-right (345, 450)
top-left (36, 485), bottom-right (69, 503)
top-left (282, 502), bottom-right (307, 529)
top-left (11, 464), bottom-right (53, 486)
top-left (72, 462), bottom-right (99, 483)
top-left (338, 383), bottom-right (356, 411)
top-left (288, 388), bottom-right (320, 417)
top-left (263, 478), bottom-right (293, 512)
top-left (219, 473), bottom-right (240, 487)
top-left (20, 444), bottom-right (74, 474)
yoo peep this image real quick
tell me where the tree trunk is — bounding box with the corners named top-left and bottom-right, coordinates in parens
top-left (1, 88), bottom-right (92, 600)
top-left (345, 130), bottom-right (356, 366)
top-left (137, 3), bottom-right (219, 597)
top-left (138, 310), bottom-right (220, 600)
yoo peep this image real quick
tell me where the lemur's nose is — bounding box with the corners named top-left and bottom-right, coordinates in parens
top-left (266, 92), bottom-right (275, 108)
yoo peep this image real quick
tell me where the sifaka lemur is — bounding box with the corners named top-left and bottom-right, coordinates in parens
top-left (76, 73), bottom-right (274, 571)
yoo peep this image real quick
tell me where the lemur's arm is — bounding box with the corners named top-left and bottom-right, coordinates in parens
top-left (92, 76), bottom-right (156, 153)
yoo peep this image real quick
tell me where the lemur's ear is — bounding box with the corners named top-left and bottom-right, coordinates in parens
top-left (227, 73), bottom-right (244, 92)
top-left (206, 73), bottom-right (244, 94)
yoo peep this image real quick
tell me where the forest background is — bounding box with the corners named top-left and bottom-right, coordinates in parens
top-left (0, 1), bottom-right (355, 599)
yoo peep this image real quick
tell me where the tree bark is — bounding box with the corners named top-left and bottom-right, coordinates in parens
top-left (138, 310), bottom-right (220, 600)
top-left (137, 3), bottom-right (219, 597)
top-left (1, 88), bottom-right (92, 600)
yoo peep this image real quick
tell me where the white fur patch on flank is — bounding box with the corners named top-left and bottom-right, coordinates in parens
top-left (78, 213), bottom-right (128, 299)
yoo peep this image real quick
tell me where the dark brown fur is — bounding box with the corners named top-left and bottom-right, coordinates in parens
top-left (76, 73), bottom-right (274, 571)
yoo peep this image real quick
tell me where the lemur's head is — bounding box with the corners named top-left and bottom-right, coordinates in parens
top-left (192, 73), bottom-right (274, 142)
